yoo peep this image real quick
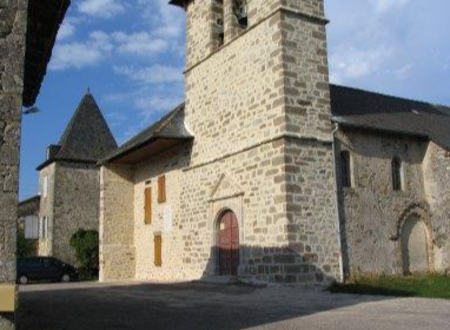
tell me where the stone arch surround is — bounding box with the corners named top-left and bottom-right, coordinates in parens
top-left (395, 204), bottom-right (434, 273)
top-left (209, 196), bottom-right (245, 276)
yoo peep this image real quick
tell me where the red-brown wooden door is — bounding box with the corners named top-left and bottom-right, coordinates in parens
top-left (218, 211), bottom-right (239, 276)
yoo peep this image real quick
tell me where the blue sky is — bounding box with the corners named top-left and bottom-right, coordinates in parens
top-left (19, 0), bottom-right (450, 199)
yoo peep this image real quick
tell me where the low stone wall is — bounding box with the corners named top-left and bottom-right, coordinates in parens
top-left (423, 142), bottom-right (450, 273)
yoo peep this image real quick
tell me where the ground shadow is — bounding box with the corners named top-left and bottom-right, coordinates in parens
top-left (17, 281), bottom-right (393, 330)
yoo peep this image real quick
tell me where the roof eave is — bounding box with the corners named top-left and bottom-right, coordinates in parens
top-left (23, 0), bottom-right (71, 107)
top-left (169, 0), bottom-right (190, 8)
top-left (100, 135), bottom-right (194, 166)
top-left (332, 117), bottom-right (430, 140)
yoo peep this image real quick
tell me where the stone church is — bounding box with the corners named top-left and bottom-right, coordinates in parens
top-left (99, 0), bottom-right (450, 284)
top-left (34, 92), bottom-right (117, 265)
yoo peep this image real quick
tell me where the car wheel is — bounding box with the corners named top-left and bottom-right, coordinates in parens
top-left (61, 274), bottom-right (71, 283)
top-left (19, 275), bottom-right (28, 285)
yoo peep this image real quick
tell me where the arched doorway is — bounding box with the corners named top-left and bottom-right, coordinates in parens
top-left (401, 214), bottom-right (430, 274)
top-left (218, 210), bottom-right (239, 276)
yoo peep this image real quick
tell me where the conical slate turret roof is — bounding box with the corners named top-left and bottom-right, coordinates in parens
top-left (37, 92), bottom-right (117, 170)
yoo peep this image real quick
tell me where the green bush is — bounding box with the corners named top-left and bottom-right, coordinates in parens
top-left (17, 228), bottom-right (37, 257)
top-left (70, 229), bottom-right (99, 277)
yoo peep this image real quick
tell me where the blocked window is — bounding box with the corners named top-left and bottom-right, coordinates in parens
top-left (144, 188), bottom-right (152, 224)
top-left (392, 157), bottom-right (403, 191)
top-left (40, 216), bottom-right (48, 239)
top-left (42, 176), bottom-right (48, 198)
top-left (340, 151), bottom-right (352, 188)
top-left (158, 176), bottom-right (167, 204)
top-left (154, 234), bottom-right (162, 267)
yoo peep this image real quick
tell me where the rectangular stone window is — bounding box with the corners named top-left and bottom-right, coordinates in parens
top-left (40, 216), bottom-right (48, 239)
top-left (158, 176), bottom-right (166, 204)
top-left (340, 151), bottom-right (352, 188)
top-left (154, 234), bottom-right (162, 267)
top-left (144, 188), bottom-right (152, 224)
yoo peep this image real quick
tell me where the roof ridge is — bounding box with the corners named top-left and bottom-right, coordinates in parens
top-left (331, 84), bottom-right (450, 110)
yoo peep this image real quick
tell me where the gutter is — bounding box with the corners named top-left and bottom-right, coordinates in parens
top-left (331, 123), bottom-right (345, 283)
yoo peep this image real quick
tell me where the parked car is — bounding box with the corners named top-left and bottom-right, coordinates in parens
top-left (17, 257), bottom-right (78, 284)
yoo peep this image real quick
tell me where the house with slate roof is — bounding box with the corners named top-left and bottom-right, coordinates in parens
top-left (99, 0), bottom-right (450, 284)
top-left (35, 92), bottom-right (117, 265)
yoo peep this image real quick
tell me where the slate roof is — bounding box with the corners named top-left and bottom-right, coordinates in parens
top-left (101, 103), bottom-right (193, 164)
top-left (330, 84), bottom-right (450, 150)
top-left (37, 93), bottom-right (117, 170)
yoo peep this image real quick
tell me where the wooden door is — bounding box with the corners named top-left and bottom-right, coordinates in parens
top-left (218, 211), bottom-right (239, 276)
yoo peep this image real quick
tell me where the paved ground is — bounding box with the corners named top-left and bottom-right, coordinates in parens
top-left (18, 281), bottom-right (450, 330)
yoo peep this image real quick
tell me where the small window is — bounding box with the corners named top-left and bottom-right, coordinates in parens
top-left (154, 234), bottom-right (162, 267)
top-left (392, 157), bottom-right (403, 191)
top-left (233, 0), bottom-right (248, 29)
top-left (40, 216), bottom-right (48, 239)
top-left (158, 176), bottom-right (166, 204)
top-left (25, 215), bottom-right (39, 239)
top-left (213, 0), bottom-right (224, 48)
top-left (340, 151), bottom-right (352, 188)
top-left (144, 188), bottom-right (152, 224)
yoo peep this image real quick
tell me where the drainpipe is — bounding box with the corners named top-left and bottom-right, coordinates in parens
top-left (331, 122), bottom-right (345, 283)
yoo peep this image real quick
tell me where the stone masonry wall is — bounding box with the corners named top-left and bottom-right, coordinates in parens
top-left (99, 164), bottom-right (136, 282)
top-left (337, 129), bottom-right (430, 275)
top-left (0, 0), bottom-right (28, 328)
top-left (423, 142), bottom-right (450, 273)
top-left (52, 162), bottom-right (101, 265)
top-left (133, 144), bottom-right (191, 281)
top-left (103, 0), bottom-right (340, 285)
top-left (182, 0), bottom-right (339, 283)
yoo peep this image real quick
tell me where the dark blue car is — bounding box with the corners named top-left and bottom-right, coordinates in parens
top-left (17, 257), bottom-right (78, 284)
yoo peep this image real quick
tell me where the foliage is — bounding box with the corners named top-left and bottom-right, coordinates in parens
top-left (17, 228), bottom-right (37, 257)
top-left (330, 274), bottom-right (450, 299)
top-left (70, 229), bottom-right (99, 277)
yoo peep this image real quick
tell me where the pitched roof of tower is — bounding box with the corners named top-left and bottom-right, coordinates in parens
top-left (330, 84), bottom-right (450, 150)
top-left (37, 92), bottom-right (118, 170)
top-left (101, 103), bottom-right (193, 164)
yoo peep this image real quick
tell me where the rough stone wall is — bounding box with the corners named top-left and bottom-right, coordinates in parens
top-left (51, 162), bottom-right (101, 265)
top-left (337, 129), bottom-right (430, 275)
top-left (99, 164), bottom-right (136, 282)
top-left (423, 142), bottom-right (450, 273)
top-left (0, 0), bottom-right (28, 328)
top-left (37, 163), bottom-right (56, 257)
top-left (133, 144), bottom-right (191, 281)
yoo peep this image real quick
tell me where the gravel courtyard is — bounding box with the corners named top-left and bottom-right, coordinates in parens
top-left (18, 281), bottom-right (450, 330)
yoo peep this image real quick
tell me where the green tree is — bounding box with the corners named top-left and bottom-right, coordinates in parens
top-left (70, 229), bottom-right (99, 277)
top-left (17, 229), bottom-right (37, 257)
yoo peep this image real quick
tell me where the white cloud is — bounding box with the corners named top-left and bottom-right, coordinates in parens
top-left (394, 63), bottom-right (414, 80)
top-left (50, 31), bottom-right (113, 71)
top-left (138, 0), bottom-right (185, 38)
top-left (113, 65), bottom-right (184, 85)
top-left (78, 0), bottom-right (125, 18)
top-left (330, 46), bottom-right (393, 84)
top-left (112, 32), bottom-right (168, 56)
top-left (368, 0), bottom-right (410, 13)
top-left (57, 18), bottom-right (77, 41)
